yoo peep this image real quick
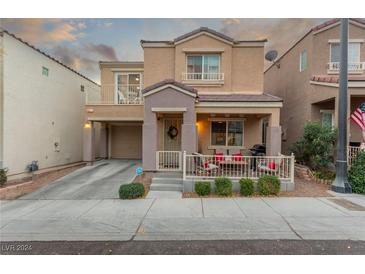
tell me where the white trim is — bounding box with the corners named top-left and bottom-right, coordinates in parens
top-left (233, 42), bottom-right (265, 47)
top-left (140, 42), bottom-right (174, 48)
top-left (328, 39), bottom-right (364, 43)
top-left (143, 84), bottom-right (197, 98)
top-left (209, 119), bottom-right (245, 148)
top-left (196, 101), bottom-right (283, 108)
top-left (152, 107), bottom-right (187, 113)
top-left (174, 31), bottom-right (234, 45)
top-left (111, 68), bottom-right (144, 72)
top-left (182, 48), bottom-right (225, 53)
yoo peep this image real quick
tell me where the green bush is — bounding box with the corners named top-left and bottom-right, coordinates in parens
top-left (215, 177), bottom-right (232, 196)
top-left (313, 170), bottom-right (336, 181)
top-left (0, 168), bottom-right (8, 187)
top-left (349, 151), bottom-right (365, 194)
top-left (257, 175), bottom-right (280, 195)
top-left (195, 181), bottom-right (211, 196)
top-left (239, 178), bottom-right (254, 196)
top-left (291, 122), bottom-right (337, 171)
top-left (119, 183), bottom-right (145, 199)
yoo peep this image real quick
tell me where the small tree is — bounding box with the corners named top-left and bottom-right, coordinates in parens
top-left (291, 122), bottom-right (337, 171)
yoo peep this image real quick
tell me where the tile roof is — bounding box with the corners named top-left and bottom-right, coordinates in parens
top-left (1, 29), bottom-right (99, 86)
top-left (312, 18), bottom-right (365, 32)
top-left (197, 93), bottom-right (283, 102)
top-left (142, 79), bottom-right (197, 95)
top-left (141, 27), bottom-right (267, 45)
top-left (311, 75), bottom-right (365, 83)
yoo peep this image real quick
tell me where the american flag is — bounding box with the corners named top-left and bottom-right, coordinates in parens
top-left (351, 102), bottom-right (365, 136)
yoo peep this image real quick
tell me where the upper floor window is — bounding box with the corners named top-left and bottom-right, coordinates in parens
top-left (299, 50), bottom-right (307, 72)
top-left (42, 66), bottom-right (49, 76)
top-left (329, 42), bottom-right (363, 73)
top-left (185, 54), bottom-right (222, 81)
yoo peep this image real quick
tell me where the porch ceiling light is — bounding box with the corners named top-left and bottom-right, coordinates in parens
top-left (84, 122), bottom-right (92, 129)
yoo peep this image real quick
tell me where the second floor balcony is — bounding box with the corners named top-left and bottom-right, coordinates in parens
top-left (86, 84), bottom-right (143, 105)
top-left (327, 62), bottom-right (365, 74)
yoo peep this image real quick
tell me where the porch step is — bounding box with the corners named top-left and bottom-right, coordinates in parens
top-left (150, 183), bottom-right (183, 191)
top-left (151, 177), bottom-right (183, 185)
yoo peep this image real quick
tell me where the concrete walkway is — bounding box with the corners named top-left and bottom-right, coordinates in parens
top-left (1, 195), bottom-right (365, 241)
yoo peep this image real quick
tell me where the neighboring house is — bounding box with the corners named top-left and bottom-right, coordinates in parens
top-left (0, 30), bottom-right (100, 179)
top-left (264, 18), bottom-right (365, 155)
top-left (85, 27), bottom-right (290, 183)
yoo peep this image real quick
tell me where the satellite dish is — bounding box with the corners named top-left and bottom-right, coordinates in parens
top-left (265, 50), bottom-right (278, 62)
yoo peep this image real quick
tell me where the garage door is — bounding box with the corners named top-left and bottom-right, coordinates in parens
top-left (111, 125), bottom-right (142, 159)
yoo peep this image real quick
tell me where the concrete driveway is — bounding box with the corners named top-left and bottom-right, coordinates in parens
top-left (19, 160), bottom-right (140, 200)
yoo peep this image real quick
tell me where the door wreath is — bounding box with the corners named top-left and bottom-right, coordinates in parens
top-left (167, 125), bottom-right (179, 139)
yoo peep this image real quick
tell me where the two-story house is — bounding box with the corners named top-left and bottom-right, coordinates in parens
top-left (84, 27), bottom-right (295, 188)
top-left (264, 19), bottom-right (365, 157)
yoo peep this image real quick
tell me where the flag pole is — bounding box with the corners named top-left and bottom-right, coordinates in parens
top-left (332, 18), bottom-right (352, 193)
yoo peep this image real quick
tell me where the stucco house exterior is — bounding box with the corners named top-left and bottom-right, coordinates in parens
top-left (85, 27), bottom-right (295, 189)
top-left (264, 19), bottom-right (365, 158)
top-left (0, 30), bottom-right (100, 179)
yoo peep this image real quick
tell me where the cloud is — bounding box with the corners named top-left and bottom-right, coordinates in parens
top-left (82, 43), bottom-right (118, 60)
top-left (1, 18), bottom-right (85, 45)
top-left (219, 18), bottom-right (328, 68)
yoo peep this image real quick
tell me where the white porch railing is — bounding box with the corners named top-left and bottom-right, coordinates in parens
top-left (348, 146), bottom-right (363, 166)
top-left (181, 72), bottom-right (224, 81)
top-left (86, 84), bottom-right (143, 105)
top-left (183, 152), bottom-right (295, 183)
top-left (328, 62), bottom-right (365, 72)
top-left (156, 151), bottom-right (182, 171)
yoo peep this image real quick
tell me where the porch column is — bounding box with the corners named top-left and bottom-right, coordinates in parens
top-left (142, 114), bottom-right (158, 171)
top-left (266, 110), bottom-right (282, 156)
top-left (181, 111), bottom-right (197, 153)
top-left (99, 123), bottom-right (108, 158)
top-left (83, 121), bottom-right (95, 163)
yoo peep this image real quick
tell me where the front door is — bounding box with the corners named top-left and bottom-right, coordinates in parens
top-left (163, 118), bottom-right (182, 151)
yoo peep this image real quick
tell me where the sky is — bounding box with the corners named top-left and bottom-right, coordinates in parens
top-left (1, 18), bottom-right (329, 83)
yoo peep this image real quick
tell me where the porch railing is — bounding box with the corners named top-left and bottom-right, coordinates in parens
top-left (181, 72), bottom-right (224, 81)
top-left (328, 62), bottom-right (365, 72)
top-left (86, 84), bottom-right (143, 105)
top-left (156, 151), bottom-right (182, 171)
top-left (183, 152), bottom-right (295, 183)
top-left (348, 146), bottom-right (363, 166)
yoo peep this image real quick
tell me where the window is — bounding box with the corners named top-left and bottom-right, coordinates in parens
top-left (187, 54), bottom-right (220, 79)
top-left (299, 50), bottom-right (307, 72)
top-left (211, 120), bottom-right (243, 147)
top-left (42, 66), bottom-right (49, 76)
top-left (330, 42), bottom-right (360, 63)
top-left (80, 85), bottom-right (85, 92)
top-left (321, 110), bottom-right (334, 128)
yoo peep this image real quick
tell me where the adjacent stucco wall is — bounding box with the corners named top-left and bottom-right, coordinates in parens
top-left (264, 22), bottom-right (365, 153)
top-left (2, 33), bottom-right (100, 176)
top-left (0, 33), bottom-right (4, 168)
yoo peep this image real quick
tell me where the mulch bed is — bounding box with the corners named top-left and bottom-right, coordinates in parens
top-left (133, 172), bottom-right (153, 198)
top-left (183, 177), bottom-right (332, 198)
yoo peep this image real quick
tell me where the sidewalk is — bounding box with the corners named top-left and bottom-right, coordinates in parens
top-left (1, 196), bottom-right (365, 241)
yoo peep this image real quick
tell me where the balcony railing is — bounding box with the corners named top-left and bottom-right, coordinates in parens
top-left (182, 72), bottom-right (224, 81)
top-left (327, 62), bottom-right (365, 73)
top-left (348, 145), bottom-right (364, 166)
top-left (86, 84), bottom-right (143, 105)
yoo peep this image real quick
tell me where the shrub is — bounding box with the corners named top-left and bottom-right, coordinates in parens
top-left (0, 168), bottom-right (8, 187)
top-left (257, 175), bottom-right (280, 195)
top-left (291, 122), bottom-right (337, 171)
top-left (239, 178), bottom-right (254, 196)
top-left (195, 181), bottom-right (211, 196)
top-left (215, 177), bottom-right (232, 196)
top-left (119, 183), bottom-right (145, 199)
top-left (349, 151), bottom-right (365, 194)
top-left (313, 169), bottom-right (336, 181)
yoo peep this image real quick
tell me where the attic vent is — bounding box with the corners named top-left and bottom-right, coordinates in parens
top-left (80, 85), bottom-right (85, 92)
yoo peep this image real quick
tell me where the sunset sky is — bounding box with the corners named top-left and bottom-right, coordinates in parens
top-left (1, 18), bottom-right (329, 83)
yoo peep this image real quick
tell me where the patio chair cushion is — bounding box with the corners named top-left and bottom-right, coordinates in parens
top-left (268, 161), bottom-right (277, 170)
top-left (232, 153), bottom-right (243, 161)
top-left (214, 153), bottom-right (224, 162)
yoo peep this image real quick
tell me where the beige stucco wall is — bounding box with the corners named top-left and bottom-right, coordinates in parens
top-left (0, 33), bottom-right (4, 168)
top-left (85, 105), bottom-right (144, 121)
top-left (143, 34), bottom-right (265, 93)
top-left (2, 33), bottom-right (100, 176)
